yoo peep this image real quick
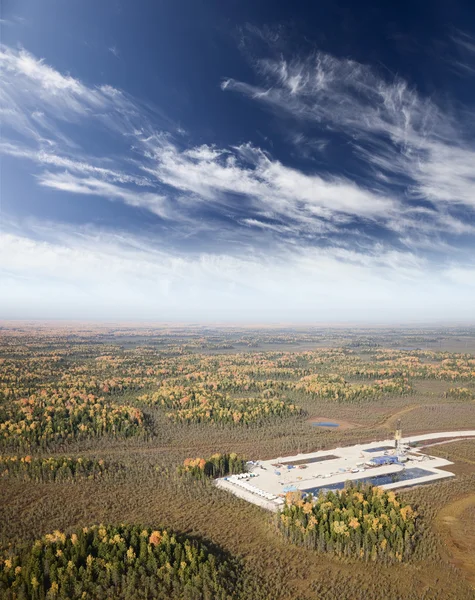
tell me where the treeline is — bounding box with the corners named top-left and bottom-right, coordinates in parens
top-left (138, 388), bottom-right (301, 425)
top-left (2, 337), bottom-right (474, 446)
top-left (0, 394), bottom-right (145, 450)
top-left (0, 524), bottom-right (240, 600)
top-left (167, 395), bottom-right (301, 426)
top-left (358, 349), bottom-right (475, 381)
top-left (0, 455), bottom-right (119, 482)
top-left (294, 375), bottom-right (412, 402)
top-left (444, 387), bottom-right (475, 401)
top-left (278, 484), bottom-right (419, 563)
top-left (178, 453), bottom-right (246, 479)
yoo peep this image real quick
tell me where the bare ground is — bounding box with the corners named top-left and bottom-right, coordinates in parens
top-left (435, 493), bottom-right (475, 590)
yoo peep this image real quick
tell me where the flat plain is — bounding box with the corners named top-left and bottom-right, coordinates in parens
top-left (1, 323), bottom-right (475, 599)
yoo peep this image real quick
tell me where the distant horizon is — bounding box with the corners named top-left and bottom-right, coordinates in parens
top-left (2, 319), bottom-right (475, 328)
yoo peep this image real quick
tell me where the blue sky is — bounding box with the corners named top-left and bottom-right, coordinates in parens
top-left (1, 0), bottom-right (475, 322)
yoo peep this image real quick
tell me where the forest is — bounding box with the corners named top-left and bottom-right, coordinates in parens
top-left (0, 323), bottom-right (474, 600)
top-left (0, 455), bottom-right (120, 483)
top-left (178, 453), bottom-right (247, 479)
top-left (279, 484), bottom-right (419, 562)
top-left (0, 524), bottom-right (242, 599)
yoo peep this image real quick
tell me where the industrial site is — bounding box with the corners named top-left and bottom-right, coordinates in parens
top-left (217, 426), bottom-right (475, 512)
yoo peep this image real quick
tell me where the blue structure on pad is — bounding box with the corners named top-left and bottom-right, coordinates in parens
top-left (370, 455), bottom-right (401, 466)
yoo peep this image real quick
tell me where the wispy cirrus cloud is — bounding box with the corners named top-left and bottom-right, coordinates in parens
top-left (3, 42), bottom-right (472, 245)
top-left (1, 41), bottom-right (475, 321)
top-left (0, 141), bottom-right (152, 187)
top-left (0, 45), bottom-right (112, 138)
top-left (108, 46), bottom-right (120, 58)
top-left (0, 45), bottom-right (174, 146)
top-left (451, 30), bottom-right (475, 56)
top-left (0, 44), bottom-right (404, 250)
top-left (222, 46), bottom-right (475, 221)
top-left (37, 171), bottom-right (169, 218)
top-left (143, 138), bottom-right (397, 221)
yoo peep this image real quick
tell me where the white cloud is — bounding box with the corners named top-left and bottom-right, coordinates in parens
top-left (0, 46), bottom-right (173, 218)
top-left (445, 266), bottom-right (475, 287)
top-left (144, 138), bottom-right (398, 224)
top-left (2, 42), bottom-right (473, 243)
top-left (37, 171), bottom-right (169, 218)
top-left (0, 141), bottom-right (152, 186)
top-left (223, 48), bottom-right (475, 218)
top-left (1, 44), bottom-right (400, 235)
top-left (0, 45), bottom-right (158, 146)
top-left (0, 46), bottom-right (108, 130)
top-left (108, 46), bottom-right (120, 58)
top-left (451, 31), bottom-right (475, 55)
top-left (1, 43), bottom-right (475, 320)
top-left (0, 227), bottom-right (473, 321)
top-left (241, 218), bottom-right (299, 234)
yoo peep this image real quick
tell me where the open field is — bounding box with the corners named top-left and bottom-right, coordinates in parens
top-left (1, 324), bottom-right (475, 599)
top-left (397, 404), bottom-right (475, 433)
top-left (436, 493), bottom-right (475, 589)
top-left (427, 439), bottom-right (475, 463)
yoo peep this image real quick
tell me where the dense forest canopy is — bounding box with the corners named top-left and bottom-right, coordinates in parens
top-left (0, 455), bottom-right (120, 483)
top-left (279, 484), bottom-right (420, 563)
top-left (0, 524), bottom-right (241, 600)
